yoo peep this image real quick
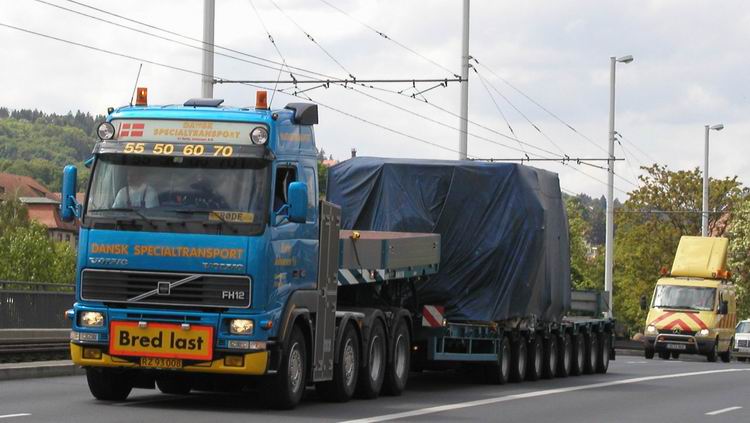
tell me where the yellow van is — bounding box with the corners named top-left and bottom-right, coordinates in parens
top-left (640, 236), bottom-right (736, 362)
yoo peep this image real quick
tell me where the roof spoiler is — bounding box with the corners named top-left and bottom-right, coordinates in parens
top-left (284, 103), bottom-right (318, 125)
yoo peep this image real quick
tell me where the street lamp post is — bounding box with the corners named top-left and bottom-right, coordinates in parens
top-left (702, 123), bottom-right (724, 237)
top-left (605, 55), bottom-right (633, 318)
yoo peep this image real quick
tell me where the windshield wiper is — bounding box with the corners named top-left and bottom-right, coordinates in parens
top-left (89, 207), bottom-right (157, 229)
top-left (166, 209), bottom-right (240, 234)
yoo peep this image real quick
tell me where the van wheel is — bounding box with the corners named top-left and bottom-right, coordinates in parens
top-left (510, 336), bottom-right (527, 382)
top-left (262, 326), bottom-right (307, 409)
top-left (671, 352), bottom-right (680, 359)
top-left (570, 334), bottom-right (585, 376)
top-left (486, 335), bottom-right (511, 384)
top-left (645, 348), bottom-right (655, 359)
top-left (720, 339), bottom-right (733, 363)
top-left (557, 333), bottom-right (572, 377)
top-left (86, 368), bottom-right (133, 401)
top-left (382, 319), bottom-right (410, 396)
top-left (584, 333), bottom-right (599, 374)
top-left (706, 339), bottom-right (718, 362)
top-left (596, 332), bottom-right (610, 373)
top-left (317, 323), bottom-right (360, 402)
top-left (738, 357), bottom-right (747, 362)
top-left (542, 336), bottom-right (557, 379)
top-left (356, 320), bottom-right (387, 399)
top-left (658, 351), bottom-right (670, 360)
top-left (526, 336), bottom-right (543, 381)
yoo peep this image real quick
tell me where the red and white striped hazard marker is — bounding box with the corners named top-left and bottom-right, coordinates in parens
top-left (422, 305), bottom-right (446, 328)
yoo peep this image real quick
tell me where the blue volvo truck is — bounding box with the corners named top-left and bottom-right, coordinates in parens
top-left (61, 89), bottom-right (613, 409)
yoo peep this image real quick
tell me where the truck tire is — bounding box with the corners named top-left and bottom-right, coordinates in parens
top-left (720, 338), bottom-right (733, 363)
top-left (262, 326), bottom-right (307, 409)
top-left (356, 320), bottom-right (387, 399)
top-left (156, 376), bottom-right (191, 395)
top-left (557, 333), bottom-right (572, 377)
top-left (596, 332), bottom-right (610, 373)
top-left (584, 333), bottom-right (599, 374)
top-left (706, 339), bottom-right (718, 362)
top-left (526, 336), bottom-right (543, 381)
top-left (486, 335), bottom-right (511, 384)
top-left (86, 368), bottom-right (133, 401)
top-left (317, 323), bottom-right (360, 402)
top-left (542, 336), bottom-right (557, 379)
top-left (382, 319), bottom-right (410, 396)
top-left (644, 348), bottom-right (655, 359)
top-left (510, 336), bottom-right (527, 382)
top-left (570, 334), bottom-right (585, 376)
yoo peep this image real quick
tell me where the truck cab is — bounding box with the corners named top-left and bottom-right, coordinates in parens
top-left (641, 236), bottom-right (736, 362)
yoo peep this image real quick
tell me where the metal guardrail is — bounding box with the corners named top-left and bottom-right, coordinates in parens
top-left (0, 280), bottom-right (74, 329)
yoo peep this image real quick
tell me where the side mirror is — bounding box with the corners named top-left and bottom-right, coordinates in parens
top-left (60, 165), bottom-right (81, 222)
top-left (639, 294), bottom-right (649, 311)
top-left (719, 300), bottom-right (728, 315)
top-left (287, 181), bottom-right (308, 223)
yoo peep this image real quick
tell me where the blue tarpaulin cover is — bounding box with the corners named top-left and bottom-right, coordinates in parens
top-left (327, 157), bottom-right (571, 322)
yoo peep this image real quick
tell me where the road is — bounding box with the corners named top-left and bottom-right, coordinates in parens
top-left (1, 354), bottom-right (750, 422)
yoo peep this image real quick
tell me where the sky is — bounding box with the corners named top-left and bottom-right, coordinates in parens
top-left (1, 0), bottom-right (749, 199)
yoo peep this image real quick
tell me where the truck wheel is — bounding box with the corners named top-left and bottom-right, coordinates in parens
top-left (486, 335), bottom-right (511, 384)
top-left (720, 339), bottom-right (733, 363)
top-left (510, 336), bottom-right (527, 382)
top-left (382, 319), bottom-right (410, 396)
top-left (584, 333), bottom-right (599, 374)
top-left (356, 320), bottom-right (387, 399)
top-left (86, 368), bottom-right (133, 401)
top-left (706, 340), bottom-right (718, 362)
top-left (156, 376), bottom-right (191, 395)
top-left (317, 323), bottom-right (360, 402)
top-left (557, 333), bottom-right (572, 377)
top-left (644, 348), bottom-right (655, 359)
top-left (526, 336), bottom-right (543, 381)
top-left (570, 334), bottom-right (585, 376)
top-left (262, 326), bottom-right (307, 409)
top-left (596, 332), bottom-right (610, 373)
top-left (542, 336), bottom-right (557, 379)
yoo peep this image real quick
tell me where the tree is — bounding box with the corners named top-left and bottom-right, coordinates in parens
top-left (566, 197), bottom-right (601, 290)
top-left (727, 197), bottom-right (750, 319)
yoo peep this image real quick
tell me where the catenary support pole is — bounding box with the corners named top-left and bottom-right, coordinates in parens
top-left (458, 0), bottom-right (470, 160)
top-left (201, 0), bottom-right (215, 98)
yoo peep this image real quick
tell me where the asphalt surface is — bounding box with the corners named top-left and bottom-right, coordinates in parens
top-left (2, 353), bottom-right (750, 423)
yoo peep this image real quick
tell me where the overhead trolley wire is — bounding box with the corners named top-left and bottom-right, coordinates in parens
top-left (247, 0), bottom-right (291, 106)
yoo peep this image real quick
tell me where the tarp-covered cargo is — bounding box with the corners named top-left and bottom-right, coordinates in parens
top-left (327, 157), bottom-right (571, 322)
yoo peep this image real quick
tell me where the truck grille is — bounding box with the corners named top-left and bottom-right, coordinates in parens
top-left (81, 269), bottom-right (251, 309)
top-left (737, 339), bottom-right (750, 348)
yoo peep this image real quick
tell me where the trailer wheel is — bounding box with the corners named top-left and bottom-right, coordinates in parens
top-left (596, 332), bottom-right (610, 373)
top-left (263, 326), bottom-right (307, 409)
top-left (526, 336), bottom-right (543, 381)
top-left (542, 336), bottom-right (557, 379)
top-left (584, 333), bottom-right (599, 374)
top-left (86, 368), bottom-right (132, 401)
top-left (510, 336), bottom-right (527, 382)
top-left (382, 319), bottom-right (410, 396)
top-left (317, 323), bottom-right (360, 402)
top-left (356, 320), bottom-right (387, 399)
top-left (570, 334), bottom-right (585, 376)
top-left (557, 333), bottom-right (572, 378)
top-left (487, 335), bottom-right (511, 384)
top-left (156, 375), bottom-right (191, 395)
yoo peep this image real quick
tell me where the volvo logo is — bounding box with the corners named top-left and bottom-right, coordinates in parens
top-left (202, 262), bottom-right (244, 271)
top-left (89, 257), bottom-right (128, 266)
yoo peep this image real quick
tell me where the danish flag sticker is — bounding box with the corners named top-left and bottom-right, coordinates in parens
top-left (119, 122), bottom-right (145, 138)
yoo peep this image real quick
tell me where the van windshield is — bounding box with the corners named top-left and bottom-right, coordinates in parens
top-left (652, 285), bottom-right (716, 311)
top-left (737, 322), bottom-right (750, 333)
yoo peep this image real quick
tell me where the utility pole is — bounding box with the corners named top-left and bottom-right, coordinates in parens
top-left (702, 123), bottom-right (724, 236)
top-left (201, 0), bottom-right (215, 98)
top-left (458, 0), bottom-right (470, 160)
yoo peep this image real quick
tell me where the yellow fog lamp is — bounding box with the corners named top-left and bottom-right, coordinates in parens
top-left (83, 347), bottom-right (102, 359)
top-left (229, 319), bottom-right (254, 335)
top-left (224, 355), bottom-right (245, 367)
top-left (97, 122), bottom-right (115, 140)
top-left (80, 311), bottom-right (104, 327)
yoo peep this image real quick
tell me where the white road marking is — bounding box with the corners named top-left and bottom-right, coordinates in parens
top-left (0, 414), bottom-right (31, 420)
top-left (340, 368), bottom-right (750, 423)
top-left (706, 406), bottom-right (742, 416)
top-left (626, 361), bottom-right (647, 364)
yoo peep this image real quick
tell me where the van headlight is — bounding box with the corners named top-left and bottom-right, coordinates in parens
top-left (79, 311), bottom-right (104, 327)
top-left (698, 329), bottom-right (710, 336)
top-left (229, 319), bottom-right (254, 335)
top-left (646, 325), bottom-right (657, 334)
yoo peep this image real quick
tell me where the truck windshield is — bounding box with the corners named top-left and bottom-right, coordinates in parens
top-left (652, 285), bottom-right (716, 311)
top-left (85, 154), bottom-right (269, 234)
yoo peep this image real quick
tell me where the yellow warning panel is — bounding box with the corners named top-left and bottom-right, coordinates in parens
top-left (671, 236), bottom-right (728, 278)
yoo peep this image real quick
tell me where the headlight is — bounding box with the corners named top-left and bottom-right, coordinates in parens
top-left (646, 325), bottom-right (657, 334)
top-left (97, 122), bottom-right (115, 140)
top-left (229, 319), bottom-right (254, 335)
top-left (80, 311), bottom-right (104, 327)
top-left (699, 328), bottom-right (710, 336)
top-left (250, 127), bottom-right (268, 145)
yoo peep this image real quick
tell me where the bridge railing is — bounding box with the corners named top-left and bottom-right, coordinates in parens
top-left (0, 281), bottom-right (74, 329)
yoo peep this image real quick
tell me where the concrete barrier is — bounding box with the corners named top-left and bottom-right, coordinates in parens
top-left (0, 360), bottom-right (83, 381)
